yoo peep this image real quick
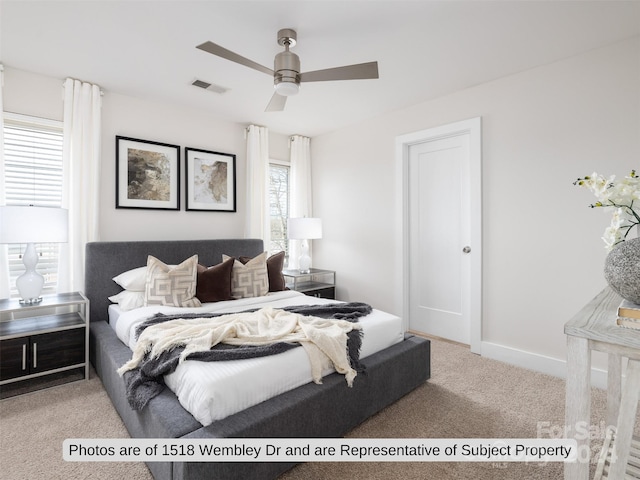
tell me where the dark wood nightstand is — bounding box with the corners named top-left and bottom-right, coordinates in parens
top-left (0, 292), bottom-right (89, 396)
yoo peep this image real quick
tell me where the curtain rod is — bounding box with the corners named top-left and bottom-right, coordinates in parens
top-left (62, 78), bottom-right (104, 96)
top-left (289, 135), bottom-right (310, 147)
top-left (244, 124), bottom-right (269, 139)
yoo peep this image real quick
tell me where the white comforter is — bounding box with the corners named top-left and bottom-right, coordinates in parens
top-left (111, 290), bottom-right (404, 426)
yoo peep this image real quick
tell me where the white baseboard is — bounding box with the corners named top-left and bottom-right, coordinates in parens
top-left (481, 341), bottom-right (608, 390)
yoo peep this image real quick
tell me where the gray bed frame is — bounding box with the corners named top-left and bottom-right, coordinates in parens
top-left (85, 239), bottom-right (430, 480)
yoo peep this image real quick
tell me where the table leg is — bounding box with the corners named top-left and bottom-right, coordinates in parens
top-left (609, 359), bottom-right (640, 478)
top-left (606, 353), bottom-right (622, 430)
top-left (565, 336), bottom-right (591, 480)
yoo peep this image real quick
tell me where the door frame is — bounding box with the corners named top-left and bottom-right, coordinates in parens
top-left (395, 117), bottom-right (482, 354)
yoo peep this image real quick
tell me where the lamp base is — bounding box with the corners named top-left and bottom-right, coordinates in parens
top-left (19, 297), bottom-right (43, 305)
top-left (16, 243), bottom-right (45, 304)
top-left (298, 239), bottom-right (311, 274)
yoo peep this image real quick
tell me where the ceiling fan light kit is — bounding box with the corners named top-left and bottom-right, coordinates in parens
top-left (274, 80), bottom-right (299, 96)
top-left (196, 27), bottom-right (379, 111)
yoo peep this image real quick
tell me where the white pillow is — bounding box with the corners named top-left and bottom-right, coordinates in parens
top-left (113, 264), bottom-right (176, 291)
top-left (108, 290), bottom-right (145, 311)
top-left (112, 266), bottom-right (147, 292)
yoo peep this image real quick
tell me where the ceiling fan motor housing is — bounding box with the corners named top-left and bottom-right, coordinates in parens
top-left (274, 29), bottom-right (300, 95)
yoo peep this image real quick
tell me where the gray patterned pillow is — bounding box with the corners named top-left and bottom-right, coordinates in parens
top-left (223, 252), bottom-right (269, 299)
top-left (144, 255), bottom-right (202, 307)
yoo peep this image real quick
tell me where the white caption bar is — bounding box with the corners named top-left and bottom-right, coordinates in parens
top-left (64, 438), bottom-right (577, 463)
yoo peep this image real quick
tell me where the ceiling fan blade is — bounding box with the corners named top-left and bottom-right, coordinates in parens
top-left (196, 41), bottom-right (273, 76)
top-left (265, 92), bottom-right (287, 112)
top-left (300, 61), bottom-right (379, 82)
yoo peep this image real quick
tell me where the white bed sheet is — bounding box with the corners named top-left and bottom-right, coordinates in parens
top-left (110, 290), bottom-right (404, 426)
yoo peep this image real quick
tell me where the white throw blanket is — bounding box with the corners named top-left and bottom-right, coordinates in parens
top-left (117, 307), bottom-right (362, 386)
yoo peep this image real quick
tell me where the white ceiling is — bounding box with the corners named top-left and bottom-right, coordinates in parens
top-left (2, 1), bottom-right (640, 137)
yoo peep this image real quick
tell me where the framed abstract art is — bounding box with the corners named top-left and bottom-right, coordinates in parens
top-left (116, 136), bottom-right (180, 210)
top-left (185, 147), bottom-right (236, 212)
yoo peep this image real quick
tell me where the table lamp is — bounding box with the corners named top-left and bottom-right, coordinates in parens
top-left (0, 205), bottom-right (69, 304)
top-left (287, 217), bottom-right (322, 274)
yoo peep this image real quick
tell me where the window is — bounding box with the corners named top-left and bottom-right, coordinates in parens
top-left (269, 160), bottom-right (290, 258)
top-left (3, 112), bottom-right (64, 297)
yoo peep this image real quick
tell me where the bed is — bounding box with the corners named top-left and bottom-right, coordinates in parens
top-left (85, 239), bottom-right (430, 480)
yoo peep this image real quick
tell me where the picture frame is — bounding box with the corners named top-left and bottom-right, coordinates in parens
top-left (185, 147), bottom-right (236, 212)
top-left (116, 136), bottom-right (180, 210)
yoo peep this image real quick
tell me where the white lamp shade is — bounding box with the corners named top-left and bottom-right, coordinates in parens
top-left (288, 217), bottom-right (322, 240)
top-left (0, 206), bottom-right (69, 244)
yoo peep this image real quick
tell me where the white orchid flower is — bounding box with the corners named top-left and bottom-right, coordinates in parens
top-left (575, 170), bottom-right (639, 250)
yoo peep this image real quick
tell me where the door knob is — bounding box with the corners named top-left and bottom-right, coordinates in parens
top-left (462, 246), bottom-right (471, 253)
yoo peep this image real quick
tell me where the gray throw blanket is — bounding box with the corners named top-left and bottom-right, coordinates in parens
top-left (122, 302), bottom-right (371, 411)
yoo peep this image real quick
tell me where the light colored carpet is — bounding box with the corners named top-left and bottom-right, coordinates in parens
top-left (0, 370), bottom-right (152, 480)
top-left (1, 338), bottom-right (637, 479)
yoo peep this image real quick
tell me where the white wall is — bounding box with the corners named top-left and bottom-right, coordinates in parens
top-left (311, 37), bottom-right (640, 380)
top-left (3, 68), bottom-right (64, 120)
top-left (100, 92), bottom-right (247, 240)
top-left (3, 66), bottom-right (290, 242)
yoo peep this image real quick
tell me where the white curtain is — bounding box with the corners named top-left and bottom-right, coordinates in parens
top-left (288, 135), bottom-right (312, 269)
top-left (245, 125), bottom-right (270, 247)
top-left (0, 65), bottom-right (9, 298)
top-left (58, 78), bottom-right (102, 293)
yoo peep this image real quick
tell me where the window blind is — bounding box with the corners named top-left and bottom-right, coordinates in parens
top-left (3, 112), bottom-right (64, 297)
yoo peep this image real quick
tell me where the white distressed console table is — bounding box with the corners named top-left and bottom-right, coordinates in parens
top-left (564, 287), bottom-right (640, 479)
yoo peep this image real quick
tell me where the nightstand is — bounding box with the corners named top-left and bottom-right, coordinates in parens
top-left (283, 268), bottom-right (335, 299)
top-left (0, 292), bottom-right (89, 396)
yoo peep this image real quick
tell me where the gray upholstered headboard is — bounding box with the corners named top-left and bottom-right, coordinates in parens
top-left (84, 239), bottom-right (264, 323)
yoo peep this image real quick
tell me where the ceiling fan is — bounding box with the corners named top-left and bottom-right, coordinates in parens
top-left (196, 28), bottom-right (379, 112)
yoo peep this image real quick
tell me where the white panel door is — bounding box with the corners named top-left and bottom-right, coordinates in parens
top-left (408, 133), bottom-right (471, 344)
